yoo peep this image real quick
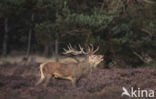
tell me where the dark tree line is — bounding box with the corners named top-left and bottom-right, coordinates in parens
top-left (0, 0), bottom-right (156, 67)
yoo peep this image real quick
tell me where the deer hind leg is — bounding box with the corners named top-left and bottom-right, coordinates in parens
top-left (43, 74), bottom-right (52, 87)
top-left (35, 76), bottom-right (45, 86)
top-left (35, 63), bottom-right (46, 86)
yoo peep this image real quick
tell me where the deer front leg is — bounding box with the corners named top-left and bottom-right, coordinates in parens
top-left (43, 74), bottom-right (52, 87)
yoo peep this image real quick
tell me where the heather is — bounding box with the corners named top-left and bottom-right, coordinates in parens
top-left (0, 63), bottom-right (156, 99)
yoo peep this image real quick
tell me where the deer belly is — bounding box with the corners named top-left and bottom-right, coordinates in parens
top-left (53, 72), bottom-right (73, 81)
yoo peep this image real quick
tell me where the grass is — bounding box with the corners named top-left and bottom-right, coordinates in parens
top-left (0, 55), bottom-right (80, 65)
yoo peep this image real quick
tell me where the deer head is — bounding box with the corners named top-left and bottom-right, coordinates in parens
top-left (88, 55), bottom-right (103, 68)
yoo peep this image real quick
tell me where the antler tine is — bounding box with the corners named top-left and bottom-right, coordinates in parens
top-left (87, 45), bottom-right (91, 52)
top-left (63, 43), bottom-right (73, 54)
top-left (63, 48), bottom-right (67, 52)
top-left (62, 48), bottom-right (68, 54)
top-left (63, 47), bottom-right (70, 54)
top-left (79, 44), bottom-right (88, 54)
top-left (78, 44), bottom-right (83, 51)
top-left (67, 43), bottom-right (72, 50)
top-left (85, 44), bottom-right (94, 55)
top-left (90, 44), bottom-right (94, 52)
top-left (67, 45), bottom-right (70, 50)
top-left (69, 43), bottom-right (72, 49)
top-left (82, 45), bottom-right (89, 55)
top-left (92, 46), bottom-right (99, 54)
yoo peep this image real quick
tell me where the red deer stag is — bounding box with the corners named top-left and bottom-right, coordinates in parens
top-left (35, 44), bottom-right (103, 87)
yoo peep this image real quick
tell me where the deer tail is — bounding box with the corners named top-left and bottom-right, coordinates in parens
top-left (40, 63), bottom-right (47, 79)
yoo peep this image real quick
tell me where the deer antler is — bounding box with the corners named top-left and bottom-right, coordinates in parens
top-left (63, 43), bottom-right (84, 55)
top-left (63, 44), bottom-right (99, 55)
top-left (82, 44), bottom-right (99, 55)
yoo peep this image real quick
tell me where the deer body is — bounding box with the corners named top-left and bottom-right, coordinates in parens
top-left (36, 44), bottom-right (103, 87)
top-left (36, 60), bottom-right (92, 87)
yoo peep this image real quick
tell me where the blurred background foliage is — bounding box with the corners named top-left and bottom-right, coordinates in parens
top-left (0, 0), bottom-right (156, 68)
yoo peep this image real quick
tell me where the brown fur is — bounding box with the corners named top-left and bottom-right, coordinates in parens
top-left (36, 44), bottom-right (103, 87)
top-left (35, 55), bottom-right (103, 87)
top-left (35, 60), bottom-right (92, 87)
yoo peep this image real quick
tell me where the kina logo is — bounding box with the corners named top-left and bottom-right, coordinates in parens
top-left (121, 87), bottom-right (154, 98)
